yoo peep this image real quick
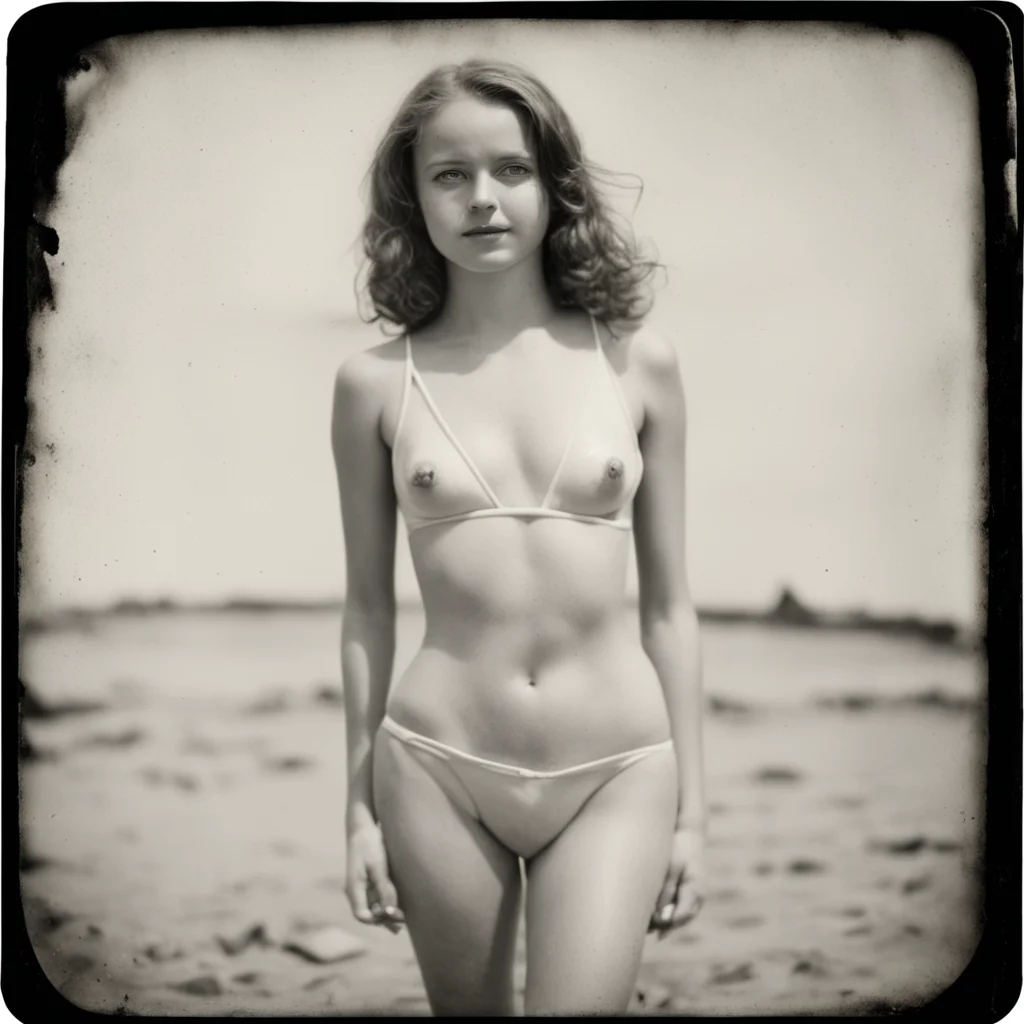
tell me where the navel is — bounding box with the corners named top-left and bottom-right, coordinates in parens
top-left (411, 463), bottom-right (437, 489)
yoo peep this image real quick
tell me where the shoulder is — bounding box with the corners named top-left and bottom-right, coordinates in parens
top-left (334, 337), bottom-right (405, 409)
top-left (331, 336), bottom-right (407, 447)
top-left (618, 322), bottom-right (679, 379)
top-left (601, 320), bottom-right (682, 390)
top-left (608, 321), bottom-right (686, 428)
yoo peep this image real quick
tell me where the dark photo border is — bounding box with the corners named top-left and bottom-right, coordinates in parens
top-left (6, 4), bottom-right (1020, 1020)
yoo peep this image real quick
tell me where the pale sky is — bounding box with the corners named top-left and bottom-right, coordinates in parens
top-left (21, 21), bottom-right (984, 627)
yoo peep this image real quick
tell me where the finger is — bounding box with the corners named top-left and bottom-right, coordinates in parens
top-left (366, 864), bottom-right (398, 914)
top-left (347, 878), bottom-right (375, 925)
top-left (365, 869), bottom-right (405, 932)
top-left (653, 870), bottom-right (680, 915)
top-left (668, 885), bottom-right (703, 927)
top-left (371, 874), bottom-right (404, 923)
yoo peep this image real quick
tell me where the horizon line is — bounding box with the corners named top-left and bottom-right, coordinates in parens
top-left (20, 589), bottom-right (976, 633)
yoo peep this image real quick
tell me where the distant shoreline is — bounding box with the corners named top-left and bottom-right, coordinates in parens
top-left (20, 589), bottom-right (977, 649)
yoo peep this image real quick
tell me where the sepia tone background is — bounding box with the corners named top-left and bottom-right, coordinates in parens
top-left (20, 20), bottom-right (985, 1016)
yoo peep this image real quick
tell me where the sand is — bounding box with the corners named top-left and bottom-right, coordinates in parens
top-left (19, 686), bottom-right (984, 1016)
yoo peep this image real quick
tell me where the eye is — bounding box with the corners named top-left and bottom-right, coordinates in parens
top-left (501, 164), bottom-right (531, 178)
top-left (433, 169), bottom-right (465, 184)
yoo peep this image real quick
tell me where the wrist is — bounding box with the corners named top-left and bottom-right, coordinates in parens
top-left (346, 800), bottom-right (377, 836)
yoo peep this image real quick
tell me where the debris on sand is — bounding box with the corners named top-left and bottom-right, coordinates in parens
top-left (791, 953), bottom-right (830, 977)
top-left (281, 926), bottom-right (366, 964)
top-left (311, 685), bottom-right (344, 707)
top-left (20, 849), bottom-right (58, 873)
top-left (867, 836), bottom-right (929, 856)
top-left (787, 859), bottom-right (827, 875)
top-left (707, 694), bottom-right (754, 716)
top-left (753, 766), bottom-right (803, 784)
top-left (709, 962), bottom-right (755, 985)
top-left (630, 982), bottom-right (673, 1010)
top-left (216, 923), bottom-right (271, 956)
top-left (902, 875), bottom-right (932, 894)
top-left (144, 941), bottom-right (186, 963)
top-left (80, 728), bottom-right (147, 749)
top-left (262, 755), bottom-right (315, 773)
top-left (899, 687), bottom-right (976, 712)
top-left (19, 731), bottom-right (57, 762)
top-left (169, 975), bottom-right (222, 997)
top-left (40, 909), bottom-right (76, 933)
top-left (21, 680), bottom-right (106, 720)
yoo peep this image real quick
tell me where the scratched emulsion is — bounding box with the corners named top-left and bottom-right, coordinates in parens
top-left (22, 39), bottom-right (123, 619)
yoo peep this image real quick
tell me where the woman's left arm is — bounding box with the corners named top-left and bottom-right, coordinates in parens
top-left (630, 324), bottom-right (706, 930)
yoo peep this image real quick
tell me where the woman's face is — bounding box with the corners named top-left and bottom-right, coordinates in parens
top-left (412, 95), bottom-right (550, 275)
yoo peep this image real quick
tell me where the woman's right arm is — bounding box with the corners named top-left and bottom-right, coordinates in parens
top-left (330, 350), bottom-right (401, 925)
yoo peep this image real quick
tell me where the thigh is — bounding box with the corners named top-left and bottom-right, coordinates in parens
top-left (373, 732), bottom-right (523, 1016)
top-left (523, 746), bottom-right (678, 1016)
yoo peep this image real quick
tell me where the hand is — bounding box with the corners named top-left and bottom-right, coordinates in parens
top-left (345, 823), bottom-right (405, 934)
top-left (650, 827), bottom-right (706, 938)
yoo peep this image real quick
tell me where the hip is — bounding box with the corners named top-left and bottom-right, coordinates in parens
top-left (385, 634), bottom-right (672, 772)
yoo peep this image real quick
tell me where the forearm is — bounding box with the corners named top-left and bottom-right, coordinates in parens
top-left (341, 600), bottom-right (396, 835)
top-left (642, 603), bottom-right (705, 831)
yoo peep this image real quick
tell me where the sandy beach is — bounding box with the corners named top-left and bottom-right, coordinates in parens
top-left (18, 613), bottom-right (984, 1016)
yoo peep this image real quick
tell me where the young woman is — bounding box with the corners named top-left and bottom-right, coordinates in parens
top-left (331, 59), bottom-right (705, 1016)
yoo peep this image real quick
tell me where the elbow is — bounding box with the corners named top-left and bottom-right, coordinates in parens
top-left (639, 597), bottom-right (700, 650)
top-left (343, 591), bottom-right (397, 630)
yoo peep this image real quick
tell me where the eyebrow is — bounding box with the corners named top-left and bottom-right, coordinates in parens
top-left (423, 152), bottom-right (534, 171)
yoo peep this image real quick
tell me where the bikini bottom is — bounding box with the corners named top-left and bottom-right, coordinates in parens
top-left (379, 715), bottom-right (674, 860)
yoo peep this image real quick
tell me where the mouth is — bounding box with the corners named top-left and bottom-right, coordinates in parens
top-left (463, 226), bottom-right (510, 237)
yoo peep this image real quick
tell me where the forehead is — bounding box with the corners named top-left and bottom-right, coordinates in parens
top-left (415, 96), bottom-right (533, 161)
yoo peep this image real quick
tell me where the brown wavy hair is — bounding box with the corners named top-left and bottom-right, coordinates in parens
top-left (358, 59), bottom-right (660, 334)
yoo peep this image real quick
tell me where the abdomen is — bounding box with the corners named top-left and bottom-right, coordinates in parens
top-left (386, 519), bottom-right (671, 769)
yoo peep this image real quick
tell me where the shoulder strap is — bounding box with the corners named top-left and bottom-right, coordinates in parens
top-left (592, 317), bottom-right (642, 453)
top-left (392, 333), bottom-right (414, 448)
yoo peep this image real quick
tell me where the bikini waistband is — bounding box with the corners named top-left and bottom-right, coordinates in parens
top-left (379, 715), bottom-right (673, 780)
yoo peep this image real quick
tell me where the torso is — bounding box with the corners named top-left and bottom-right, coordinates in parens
top-left (377, 312), bottom-right (671, 770)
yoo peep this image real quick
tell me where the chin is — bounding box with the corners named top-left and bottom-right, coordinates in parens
top-left (455, 239), bottom-right (546, 274)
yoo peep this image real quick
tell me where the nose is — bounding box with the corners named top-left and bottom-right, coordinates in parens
top-left (468, 172), bottom-right (498, 212)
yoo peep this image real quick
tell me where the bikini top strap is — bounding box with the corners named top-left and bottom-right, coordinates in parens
top-left (590, 316), bottom-right (641, 452)
top-left (392, 332), bottom-right (414, 448)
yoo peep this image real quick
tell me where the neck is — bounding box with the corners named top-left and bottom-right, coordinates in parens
top-left (440, 254), bottom-right (557, 342)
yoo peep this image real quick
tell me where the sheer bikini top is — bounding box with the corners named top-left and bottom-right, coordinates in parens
top-left (391, 317), bottom-right (644, 534)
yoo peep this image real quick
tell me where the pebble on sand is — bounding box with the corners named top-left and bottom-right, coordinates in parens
top-left (868, 836), bottom-right (929, 855)
top-left (281, 926), bottom-right (367, 964)
top-left (144, 941), bottom-right (186, 963)
top-left (902, 875), bottom-right (932, 894)
top-left (710, 963), bottom-right (755, 985)
top-left (170, 975), bottom-right (222, 996)
top-left (791, 954), bottom-right (830, 977)
top-left (81, 728), bottom-right (147, 749)
top-left (754, 766), bottom-right (803, 784)
top-left (216, 923), bottom-right (270, 956)
top-left (312, 685), bottom-right (344, 706)
top-left (707, 694), bottom-right (754, 715)
top-left (787, 859), bottom-right (827, 875)
top-left (262, 755), bottom-right (315, 773)
top-left (631, 982), bottom-right (673, 1010)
